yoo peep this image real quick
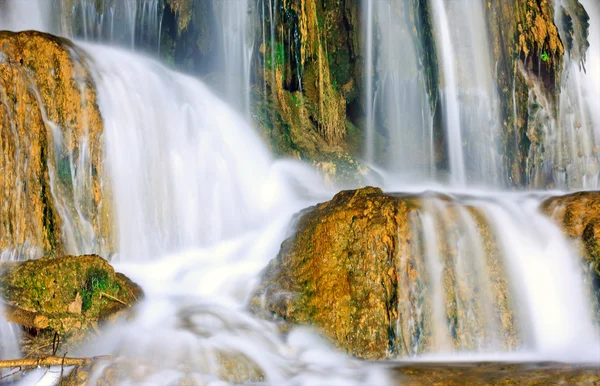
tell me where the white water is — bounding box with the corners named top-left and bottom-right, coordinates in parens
top-left (0, 0), bottom-right (49, 32)
top-left (485, 198), bottom-right (598, 360)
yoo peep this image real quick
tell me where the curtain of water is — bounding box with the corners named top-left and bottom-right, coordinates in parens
top-left (429, 0), bottom-right (504, 187)
top-left (399, 195), bottom-right (599, 359)
top-left (367, 1), bottom-right (435, 180)
top-left (213, 0), bottom-right (255, 117)
top-left (50, 0), bottom-right (163, 51)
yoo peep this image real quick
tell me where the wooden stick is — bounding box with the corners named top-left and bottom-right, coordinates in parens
top-left (0, 355), bottom-right (111, 369)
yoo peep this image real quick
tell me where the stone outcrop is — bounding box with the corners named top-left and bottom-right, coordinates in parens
top-left (0, 31), bottom-right (112, 260)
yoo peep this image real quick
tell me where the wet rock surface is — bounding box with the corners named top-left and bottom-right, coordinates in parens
top-left (0, 31), bottom-right (112, 259)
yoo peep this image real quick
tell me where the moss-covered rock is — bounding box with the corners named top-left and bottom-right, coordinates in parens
top-left (250, 187), bottom-right (406, 359)
top-left (0, 254), bottom-right (142, 335)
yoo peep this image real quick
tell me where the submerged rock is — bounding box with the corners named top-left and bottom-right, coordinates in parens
top-left (250, 187), bottom-right (519, 359)
top-left (0, 254), bottom-right (142, 335)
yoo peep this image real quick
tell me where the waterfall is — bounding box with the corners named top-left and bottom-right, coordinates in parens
top-left (430, 0), bottom-right (504, 186)
top-left (58, 43), bottom-right (387, 383)
top-left (393, 192), bottom-right (599, 359)
top-left (52, 0), bottom-right (163, 51)
top-left (87, 43), bottom-right (282, 260)
top-left (1, 0), bottom-right (600, 383)
top-left (552, 0), bottom-right (600, 189)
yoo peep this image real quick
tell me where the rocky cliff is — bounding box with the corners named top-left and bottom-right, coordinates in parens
top-left (0, 31), bottom-right (112, 260)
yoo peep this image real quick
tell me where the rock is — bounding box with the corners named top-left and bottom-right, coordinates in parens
top-left (393, 361), bottom-right (600, 385)
top-left (0, 254), bottom-right (143, 335)
top-left (250, 187), bottom-right (518, 359)
top-left (251, 187), bottom-right (404, 359)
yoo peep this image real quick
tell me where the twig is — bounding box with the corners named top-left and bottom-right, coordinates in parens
top-left (52, 332), bottom-right (61, 355)
top-left (99, 292), bottom-right (129, 307)
top-left (59, 352), bottom-right (67, 386)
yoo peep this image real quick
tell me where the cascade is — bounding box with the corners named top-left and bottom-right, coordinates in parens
top-left (1, 0), bottom-right (600, 383)
top-left (391, 191), bottom-right (599, 358)
top-left (213, 0), bottom-right (254, 116)
top-left (429, 0), bottom-right (504, 186)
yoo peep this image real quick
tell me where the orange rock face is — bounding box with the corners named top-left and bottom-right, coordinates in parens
top-left (0, 31), bottom-right (112, 259)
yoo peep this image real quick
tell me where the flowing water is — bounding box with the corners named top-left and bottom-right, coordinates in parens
top-left (1, 0), bottom-right (600, 384)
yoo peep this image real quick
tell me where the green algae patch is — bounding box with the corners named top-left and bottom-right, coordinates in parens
top-left (0, 254), bottom-right (143, 335)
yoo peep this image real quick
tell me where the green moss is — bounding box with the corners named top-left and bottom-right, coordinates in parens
top-left (266, 41), bottom-right (285, 69)
top-left (81, 267), bottom-right (110, 312)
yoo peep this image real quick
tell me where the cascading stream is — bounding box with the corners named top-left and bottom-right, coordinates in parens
top-left (1, 0), bottom-right (600, 384)
top-left (27, 43), bottom-right (388, 384)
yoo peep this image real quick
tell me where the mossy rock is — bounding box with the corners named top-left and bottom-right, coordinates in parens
top-left (250, 187), bottom-right (422, 359)
top-left (0, 254), bottom-right (143, 335)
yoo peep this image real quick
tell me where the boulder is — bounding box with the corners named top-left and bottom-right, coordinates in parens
top-left (250, 187), bottom-right (519, 359)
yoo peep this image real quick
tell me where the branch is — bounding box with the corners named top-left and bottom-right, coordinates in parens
top-left (0, 355), bottom-right (111, 369)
